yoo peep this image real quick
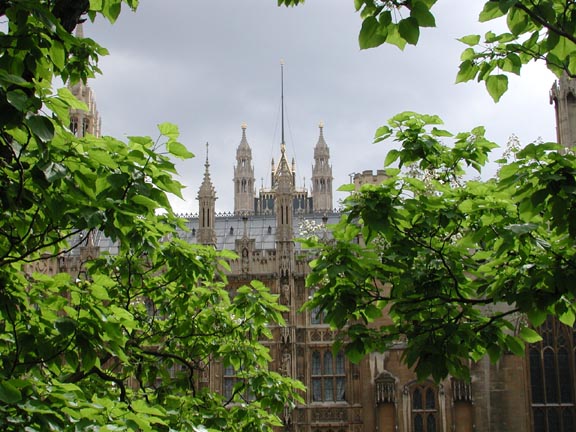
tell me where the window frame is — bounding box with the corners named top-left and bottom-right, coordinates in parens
top-left (528, 317), bottom-right (576, 432)
top-left (310, 348), bottom-right (346, 403)
top-left (409, 382), bottom-right (439, 432)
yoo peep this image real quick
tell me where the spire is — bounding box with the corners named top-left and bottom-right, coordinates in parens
top-left (281, 59), bottom-right (285, 146)
top-left (75, 22), bottom-right (84, 39)
top-left (234, 124), bottom-right (255, 215)
top-left (239, 122), bottom-right (250, 150)
top-left (197, 142), bottom-right (217, 245)
top-left (199, 142), bottom-right (215, 196)
top-left (312, 122), bottom-right (333, 213)
top-left (273, 60), bottom-right (294, 190)
top-left (315, 121), bottom-right (328, 149)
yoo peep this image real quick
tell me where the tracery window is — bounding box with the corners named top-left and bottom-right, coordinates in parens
top-left (311, 349), bottom-right (346, 402)
top-left (310, 289), bottom-right (326, 325)
top-left (529, 317), bottom-right (575, 431)
top-left (70, 117), bottom-right (78, 136)
top-left (311, 303), bottom-right (326, 325)
top-left (410, 383), bottom-right (438, 432)
top-left (223, 365), bottom-right (254, 401)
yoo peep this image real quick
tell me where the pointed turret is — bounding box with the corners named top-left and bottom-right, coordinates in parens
top-left (311, 121), bottom-right (333, 212)
top-left (270, 61), bottom-right (295, 241)
top-left (233, 123), bottom-right (255, 215)
top-left (68, 24), bottom-right (101, 138)
top-left (69, 81), bottom-right (101, 138)
top-left (197, 143), bottom-right (217, 246)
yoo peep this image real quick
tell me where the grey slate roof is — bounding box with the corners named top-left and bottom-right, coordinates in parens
top-left (67, 211), bottom-right (342, 255)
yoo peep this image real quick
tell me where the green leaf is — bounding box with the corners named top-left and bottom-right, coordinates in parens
top-left (507, 7), bottom-right (530, 35)
top-left (91, 284), bottom-right (110, 301)
top-left (398, 17), bottom-right (420, 45)
top-left (519, 327), bottom-right (542, 343)
top-left (384, 149), bottom-right (400, 166)
top-left (359, 16), bottom-right (387, 49)
top-left (479, 1), bottom-right (507, 22)
top-left (485, 74), bottom-right (508, 102)
top-left (26, 115), bottom-right (55, 142)
top-left (0, 381), bottom-right (22, 403)
top-left (527, 309), bottom-right (547, 327)
top-left (458, 34), bottom-right (480, 46)
top-left (158, 122), bottom-right (179, 139)
top-left (559, 308), bottom-right (576, 327)
top-left (51, 40), bottom-right (66, 70)
top-left (338, 183), bottom-right (356, 192)
top-left (410, 2), bottom-right (436, 27)
top-left (166, 140), bottom-right (194, 159)
top-left (6, 90), bottom-right (29, 111)
top-left (132, 194), bottom-right (160, 210)
top-left (431, 127), bottom-right (453, 137)
top-left (506, 335), bottom-right (525, 356)
top-left (456, 59), bottom-right (478, 83)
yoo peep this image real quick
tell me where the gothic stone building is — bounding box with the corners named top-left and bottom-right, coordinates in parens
top-left (42, 73), bottom-right (576, 431)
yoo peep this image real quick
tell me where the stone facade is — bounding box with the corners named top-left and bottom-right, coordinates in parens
top-left (550, 73), bottom-right (576, 149)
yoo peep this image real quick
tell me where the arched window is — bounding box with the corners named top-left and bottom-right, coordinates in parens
top-left (70, 117), bottom-right (78, 135)
top-left (311, 349), bottom-right (346, 402)
top-left (223, 364), bottom-right (254, 402)
top-left (310, 289), bottom-right (326, 325)
top-left (410, 383), bottom-right (438, 432)
top-left (529, 317), bottom-right (575, 431)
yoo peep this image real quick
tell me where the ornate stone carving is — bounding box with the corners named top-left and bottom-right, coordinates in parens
top-left (311, 407), bottom-right (348, 422)
top-left (452, 378), bottom-right (472, 402)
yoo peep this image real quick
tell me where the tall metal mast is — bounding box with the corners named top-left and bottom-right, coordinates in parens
top-left (281, 59), bottom-right (285, 146)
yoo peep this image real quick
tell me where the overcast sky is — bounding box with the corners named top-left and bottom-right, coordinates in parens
top-left (85, 0), bottom-right (557, 214)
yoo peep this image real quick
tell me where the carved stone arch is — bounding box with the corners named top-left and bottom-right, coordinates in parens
top-left (375, 371), bottom-right (397, 404)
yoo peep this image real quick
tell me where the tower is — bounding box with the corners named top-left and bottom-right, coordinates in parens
top-left (274, 60), bottom-right (295, 243)
top-left (197, 143), bottom-right (217, 246)
top-left (233, 123), bottom-right (255, 215)
top-left (68, 25), bottom-right (101, 138)
top-left (274, 142), bottom-right (295, 242)
top-left (550, 73), bottom-right (576, 149)
top-left (311, 121), bottom-right (333, 212)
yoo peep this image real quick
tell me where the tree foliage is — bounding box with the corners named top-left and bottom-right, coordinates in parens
top-left (0, 1), bottom-right (302, 430)
top-left (279, 0), bottom-right (576, 101)
top-left (302, 112), bottom-right (576, 381)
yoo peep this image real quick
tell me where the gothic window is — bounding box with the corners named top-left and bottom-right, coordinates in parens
top-left (223, 365), bottom-right (254, 401)
top-left (310, 289), bottom-right (326, 325)
top-left (241, 179), bottom-right (247, 193)
top-left (410, 383), bottom-right (438, 432)
top-left (311, 303), bottom-right (326, 325)
top-left (70, 117), bottom-right (78, 135)
top-left (311, 349), bottom-right (346, 402)
top-left (529, 317), bottom-right (575, 432)
top-left (223, 364), bottom-right (235, 399)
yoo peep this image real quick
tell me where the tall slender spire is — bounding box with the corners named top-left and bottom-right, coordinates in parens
top-left (197, 142), bottom-right (217, 245)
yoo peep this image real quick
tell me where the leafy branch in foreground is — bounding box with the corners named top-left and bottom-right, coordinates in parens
top-left (279, 0), bottom-right (575, 100)
top-left (0, 1), bottom-right (302, 430)
top-left (301, 112), bottom-right (576, 382)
